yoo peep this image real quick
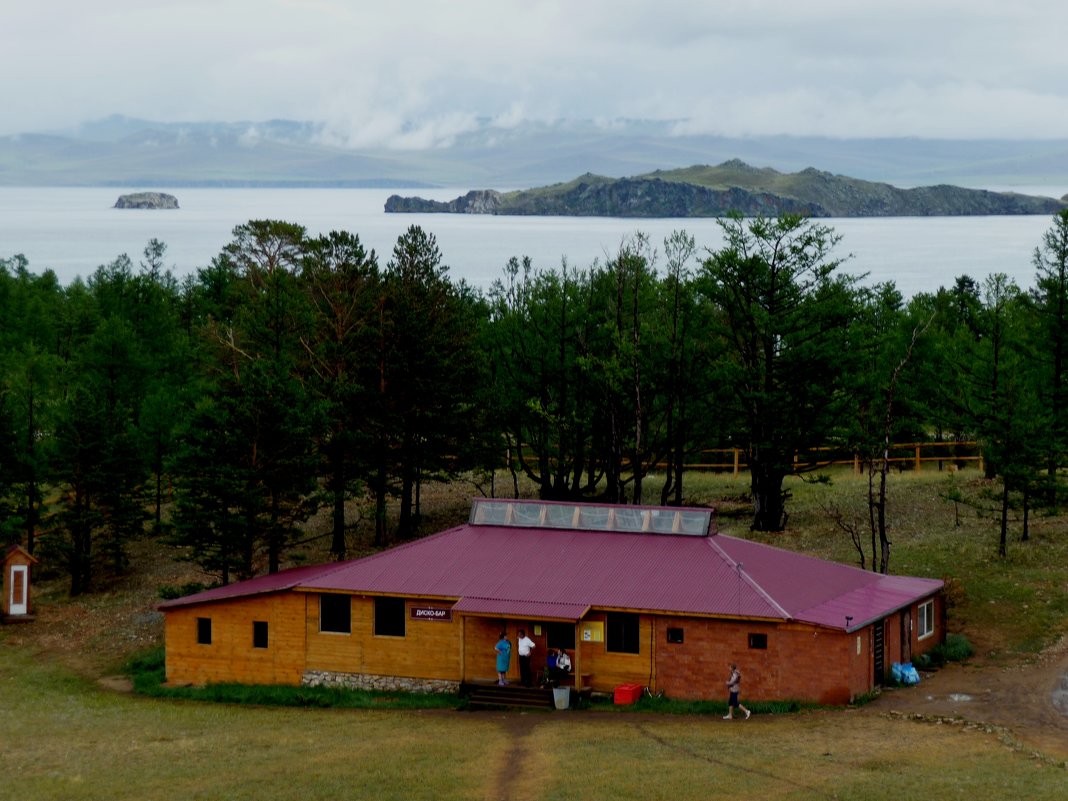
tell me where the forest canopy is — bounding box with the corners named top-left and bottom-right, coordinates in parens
top-left (3, 210), bottom-right (1068, 592)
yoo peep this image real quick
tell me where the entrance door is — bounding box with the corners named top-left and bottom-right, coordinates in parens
top-left (873, 620), bottom-right (885, 684)
top-left (900, 611), bottom-right (912, 663)
top-left (9, 564), bottom-right (29, 615)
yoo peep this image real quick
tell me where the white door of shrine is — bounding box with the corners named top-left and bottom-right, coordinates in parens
top-left (9, 564), bottom-right (28, 615)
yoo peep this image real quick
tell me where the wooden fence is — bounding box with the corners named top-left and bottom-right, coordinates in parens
top-left (685, 441), bottom-right (983, 476)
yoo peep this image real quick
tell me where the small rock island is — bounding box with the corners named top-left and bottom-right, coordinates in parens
top-left (114, 192), bottom-right (179, 209)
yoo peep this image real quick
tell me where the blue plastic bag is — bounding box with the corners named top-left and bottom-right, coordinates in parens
top-left (901, 663), bottom-right (920, 685)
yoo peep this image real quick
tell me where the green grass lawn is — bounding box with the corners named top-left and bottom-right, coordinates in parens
top-left (2, 646), bottom-right (1065, 801)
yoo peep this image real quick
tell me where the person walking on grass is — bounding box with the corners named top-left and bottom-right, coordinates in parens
top-left (723, 662), bottom-right (751, 720)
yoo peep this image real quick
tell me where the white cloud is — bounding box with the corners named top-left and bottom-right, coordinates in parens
top-left (3, 1), bottom-right (1068, 140)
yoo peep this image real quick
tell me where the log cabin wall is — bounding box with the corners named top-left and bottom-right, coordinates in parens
top-left (163, 592), bottom-right (307, 686)
top-left (303, 594), bottom-right (463, 681)
top-left (572, 612), bottom-right (656, 692)
top-left (463, 617), bottom-right (511, 683)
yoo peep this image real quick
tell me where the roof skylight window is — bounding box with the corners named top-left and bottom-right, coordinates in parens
top-left (469, 498), bottom-right (711, 536)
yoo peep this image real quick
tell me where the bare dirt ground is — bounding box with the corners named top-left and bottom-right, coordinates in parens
top-left (863, 635), bottom-right (1068, 761)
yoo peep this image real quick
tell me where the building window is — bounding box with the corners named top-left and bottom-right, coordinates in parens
top-left (918, 600), bottom-right (935, 640)
top-left (667, 627), bottom-right (684, 644)
top-left (196, 617), bottom-right (212, 645)
top-left (606, 613), bottom-right (640, 654)
top-left (253, 620), bottom-right (269, 649)
top-left (748, 633), bottom-right (768, 650)
top-left (546, 622), bottom-right (576, 650)
top-left (374, 596), bottom-right (406, 637)
top-left (320, 594), bottom-right (351, 633)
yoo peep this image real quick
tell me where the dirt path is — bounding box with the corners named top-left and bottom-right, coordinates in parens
top-left (863, 635), bottom-right (1068, 761)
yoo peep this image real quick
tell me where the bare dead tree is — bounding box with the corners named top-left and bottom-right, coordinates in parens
top-left (867, 316), bottom-right (933, 573)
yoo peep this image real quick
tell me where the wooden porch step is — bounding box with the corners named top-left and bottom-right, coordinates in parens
top-left (459, 681), bottom-right (557, 710)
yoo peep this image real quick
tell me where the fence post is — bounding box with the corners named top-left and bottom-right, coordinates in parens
top-left (914, 445), bottom-right (921, 472)
top-left (854, 453), bottom-right (860, 475)
top-left (733, 448), bottom-right (740, 476)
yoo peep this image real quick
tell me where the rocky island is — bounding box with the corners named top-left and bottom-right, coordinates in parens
top-left (385, 160), bottom-right (1067, 218)
top-left (114, 192), bottom-right (179, 209)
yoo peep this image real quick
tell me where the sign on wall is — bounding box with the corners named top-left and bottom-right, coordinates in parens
top-left (410, 605), bottom-right (453, 622)
top-left (581, 621), bottom-right (604, 642)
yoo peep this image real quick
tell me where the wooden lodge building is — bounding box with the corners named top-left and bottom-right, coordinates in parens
top-left (160, 499), bottom-right (945, 704)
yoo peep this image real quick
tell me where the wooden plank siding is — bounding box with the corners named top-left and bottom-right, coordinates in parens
top-left (463, 617), bottom-right (512, 683)
top-left (163, 590), bottom-right (944, 703)
top-left (304, 594), bottom-right (464, 681)
top-left (163, 592), bottom-right (307, 686)
top-left (573, 612), bottom-right (656, 692)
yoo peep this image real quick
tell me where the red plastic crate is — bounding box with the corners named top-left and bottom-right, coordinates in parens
top-left (614, 683), bottom-right (642, 704)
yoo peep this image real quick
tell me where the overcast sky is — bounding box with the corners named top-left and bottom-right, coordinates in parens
top-left (5, 0), bottom-right (1068, 146)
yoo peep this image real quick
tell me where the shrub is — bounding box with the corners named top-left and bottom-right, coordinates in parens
top-left (935, 633), bottom-right (974, 662)
top-left (940, 575), bottom-right (966, 610)
top-left (124, 646), bottom-right (167, 693)
top-left (917, 633), bottom-right (974, 669)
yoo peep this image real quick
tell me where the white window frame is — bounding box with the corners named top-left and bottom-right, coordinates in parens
top-left (917, 600), bottom-right (935, 640)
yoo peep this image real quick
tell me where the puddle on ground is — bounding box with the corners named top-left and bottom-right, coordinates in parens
top-left (1054, 672), bottom-right (1068, 716)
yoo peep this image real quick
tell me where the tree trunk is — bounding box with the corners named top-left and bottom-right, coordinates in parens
top-left (154, 467), bottom-right (163, 529)
top-left (1021, 486), bottom-right (1030, 542)
top-left (25, 389), bottom-right (38, 554)
top-left (998, 480), bottom-right (1009, 557)
top-left (751, 464), bottom-right (787, 531)
top-left (374, 461), bottom-right (388, 548)
top-left (69, 486), bottom-right (91, 596)
top-left (268, 491), bottom-right (282, 574)
top-left (329, 430), bottom-right (346, 560)
top-left (397, 457), bottom-right (414, 539)
top-left (877, 463), bottom-right (891, 574)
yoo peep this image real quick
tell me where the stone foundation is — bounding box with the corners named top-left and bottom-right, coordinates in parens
top-left (302, 670), bottom-right (459, 695)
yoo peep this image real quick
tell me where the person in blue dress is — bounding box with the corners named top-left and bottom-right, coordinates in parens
top-left (495, 631), bottom-right (512, 685)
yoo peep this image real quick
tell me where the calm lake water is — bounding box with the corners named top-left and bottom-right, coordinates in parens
top-left (0, 185), bottom-right (1064, 299)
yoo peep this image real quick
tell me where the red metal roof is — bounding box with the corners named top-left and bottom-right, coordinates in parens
top-left (161, 501), bottom-right (941, 630)
top-left (156, 561), bottom-right (348, 610)
top-left (451, 597), bottom-right (592, 620)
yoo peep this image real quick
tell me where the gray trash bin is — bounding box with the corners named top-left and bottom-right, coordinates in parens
top-left (553, 687), bottom-right (570, 710)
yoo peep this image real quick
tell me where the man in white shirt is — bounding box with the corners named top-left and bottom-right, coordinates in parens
top-left (516, 629), bottom-right (536, 687)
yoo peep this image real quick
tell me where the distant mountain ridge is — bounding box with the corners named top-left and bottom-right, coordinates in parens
top-left (384, 161), bottom-right (1068, 218)
top-left (2, 115), bottom-right (1068, 190)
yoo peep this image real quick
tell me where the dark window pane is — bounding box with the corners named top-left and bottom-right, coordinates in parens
top-left (667, 627), bottom-right (684, 644)
top-left (546, 622), bottom-right (576, 650)
top-left (197, 617), bottom-right (212, 645)
top-left (606, 613), bottom-right (640, 654)
top-left (374, 596), bottom-right (406, 637)
top-left (253, 620), bottom-right (269, 649)
top-left (748, 633), bottom-right (768, 650)
top-left (320, 594), bottom-right (351, 633)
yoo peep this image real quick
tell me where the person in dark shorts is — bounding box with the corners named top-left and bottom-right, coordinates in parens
top-left (723, 662), bottom-right (751, 720)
